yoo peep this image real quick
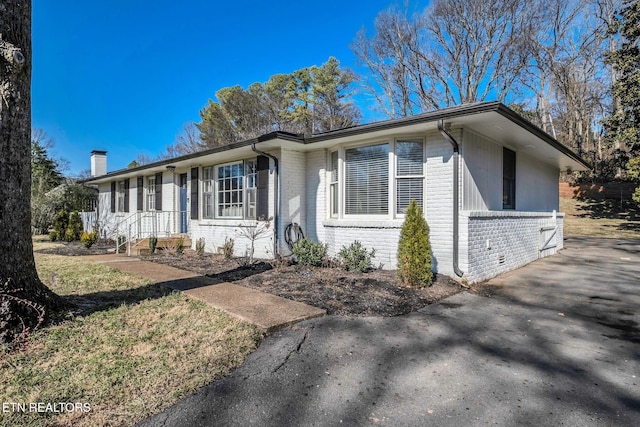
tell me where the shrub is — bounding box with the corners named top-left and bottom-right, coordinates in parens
top-left (63, 227), bottom-right (75, 242)
top-left (195, 237), bottom-right (206, 255)
top-left (68, 211), bottom-right (84, 241)
top-left (397, 200), bottom-right (432, 287)
top-left (292, 238), bottom-right (328, 267)
top-left (338, 241), bottom-right (376, 272)
top-left (49, 231), bottom-right (57, 241)
top-left (222, 237), bottom-right (234, 259)
top-left (81, 231), bottom-right (98, 248)
top-left (149, 236), bottom-right (158, 254)
top-left (54, 210), bottom-right (69, 240)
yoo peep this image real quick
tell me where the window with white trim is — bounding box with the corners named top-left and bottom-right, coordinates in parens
top-left (202, 166), bottom-right (214, 219)
top-left (396, 140), bottom-right (424, 214)
top-left (329, 151), bottom-right (338, 217)
top-left (201, 160), bottom-right (257, 220)
top-left (116, 181), bottom-right (125, 212)
top-left (216, 162), bottom-right (244, 218)
top-left (146, 176), bottom-right (156, 211)
top-left (345, 143), bottom-right (389, 215)
top-left (244, 160), bottom-right (257, 220)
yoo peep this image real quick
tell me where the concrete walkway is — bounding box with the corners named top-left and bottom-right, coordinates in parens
top-left (86, 254), bottom-right (325, 331)
top-left (138, 237), bottom-right (640, 427)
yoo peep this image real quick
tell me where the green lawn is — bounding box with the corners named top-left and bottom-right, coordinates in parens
top-left (0, 238), bottom-right (262, 427)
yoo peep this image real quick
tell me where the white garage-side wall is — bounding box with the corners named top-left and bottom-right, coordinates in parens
top-left (458, 129), bottom-right (564, 283)
top-left (461, 129), bottom-right (560, 212)
top-left (459, 211), bottom-right (564, 283)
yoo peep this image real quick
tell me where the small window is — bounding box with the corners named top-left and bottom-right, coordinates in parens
top-left (396, 140), bottom-right (424, 214)
top-left (245, 160), bottom-right (257, 220)
top-left (116, 181), bottom-right (125, 212)
top-left (146, 176), bottom-right (156, 211)
top-left (503, 147), bottom-right (516, 209)
top-left (329, 151), bottom-right (339, 217)
top-left (202, 166), bottom-right (214, 219)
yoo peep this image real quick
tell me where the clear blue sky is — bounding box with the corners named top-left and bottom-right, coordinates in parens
top-left (32, 0), bottom-right (400, 176)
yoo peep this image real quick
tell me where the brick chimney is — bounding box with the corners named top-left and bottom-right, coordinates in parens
top-left (90, 150), bottom-right (107, 177)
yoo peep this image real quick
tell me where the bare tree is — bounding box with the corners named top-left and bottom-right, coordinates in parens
top-left (353, 0), bottom-right (531, 117)
top-left (165, 121), bottom-right (203, 157)
top-left (1, 0), bottom-right (61, 345)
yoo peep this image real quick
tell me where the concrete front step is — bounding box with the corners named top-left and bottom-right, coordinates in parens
top-left (131, 236), bottom-right (192, 255)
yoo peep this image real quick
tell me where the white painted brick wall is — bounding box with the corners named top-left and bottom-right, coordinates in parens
top-left (279, 148), bottom-right (307, 255)
top-left (461, 211), bottom-right (564, 283)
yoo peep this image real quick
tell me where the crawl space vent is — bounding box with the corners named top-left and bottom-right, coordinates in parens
top-left (498, 255), bottom-right (506, 265)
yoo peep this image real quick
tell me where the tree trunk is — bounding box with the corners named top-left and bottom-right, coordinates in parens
top-left (1, 0), bottom-right (60, 345)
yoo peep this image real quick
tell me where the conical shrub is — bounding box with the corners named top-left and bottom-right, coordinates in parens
top-left (397, 199), bottom-right (432, 287)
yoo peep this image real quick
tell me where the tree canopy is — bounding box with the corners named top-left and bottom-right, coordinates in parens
top-left (196, 57), bottom-right (361, 147)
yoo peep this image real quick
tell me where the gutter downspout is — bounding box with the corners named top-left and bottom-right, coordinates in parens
top-left (251, 143), bottom-right (279, 257)
top-left (437, 120), bottom-right (465, 278)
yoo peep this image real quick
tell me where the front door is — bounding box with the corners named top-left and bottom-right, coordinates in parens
top-left (179, 173), bottom-right (188, 233)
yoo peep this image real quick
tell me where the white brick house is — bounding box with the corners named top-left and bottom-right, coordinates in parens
top-left (83, 102), bottom-right (589, 283)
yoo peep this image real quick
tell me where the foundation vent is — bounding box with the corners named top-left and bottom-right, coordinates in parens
top-left (498, 255), bottom-right (506, 265)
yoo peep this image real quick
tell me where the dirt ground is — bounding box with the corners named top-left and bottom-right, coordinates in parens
top-left (37, 240), bottom-right (465, 317)
top-left (145, 251), bottom-right (464, 317)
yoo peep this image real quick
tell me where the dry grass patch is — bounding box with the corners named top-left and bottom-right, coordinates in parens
top-left (0, 239), bottom-right (262, 427)
top-left (561, 197), bottom-right (640, 239)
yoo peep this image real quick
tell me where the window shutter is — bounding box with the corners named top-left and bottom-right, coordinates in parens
top-left (345, 144), bottom-right (389, 215)
top-left (190, 168), bottom-right (199, 220)
top-left (124, 179), bottom-right (130, 212)
top-left (110, 182), bottom-right (116, 213)
top-left (137, 177), bottom-right (144, 211)
top-left (155, 172), bottom-right (163, 211)
top-left (256, 155), bottom-right (270, 220)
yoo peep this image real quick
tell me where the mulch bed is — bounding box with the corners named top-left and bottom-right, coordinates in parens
top-left (144, 251), bottom-right (465, 317)
top-left (39, 241), bottom-right (466, 317)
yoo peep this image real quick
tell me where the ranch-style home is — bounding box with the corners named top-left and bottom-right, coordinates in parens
top-left (82, 102), bottom-right (589, 283)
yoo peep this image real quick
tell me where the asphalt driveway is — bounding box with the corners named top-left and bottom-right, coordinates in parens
top-left (139, 237), bottom-right (640, 426)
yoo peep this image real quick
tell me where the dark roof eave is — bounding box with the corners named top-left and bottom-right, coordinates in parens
top-left (493, 104), bottom-right (591, 170)
top-left (83, 101), bottom-right (590, 184)
top-left (305, 101), bottom-right (591, 170)
top-left (82, 131), bottom-right (304, 183)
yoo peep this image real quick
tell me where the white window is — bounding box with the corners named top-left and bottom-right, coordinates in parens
top-left (244, 160), bottom-right (257, 220)
top-left (345, 143), bottom-right (389, 215)
top-left (202, 160), bottom-right (257, 220)
top-left (329, 151), bottom-right (338, 217)
top-left (203, 166), bottom-right (214, 219)
top-left (146, 176), bottom-right (156, 211)
top-left (116, 181), bottom-right (125, 212)
top-left (216, 162), bottom-right (244, 218)
top-left (396, 140), bottom-right (424, 214)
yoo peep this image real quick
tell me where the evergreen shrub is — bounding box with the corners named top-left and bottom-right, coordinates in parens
top-left (397, 200), bottom-right (433, 287)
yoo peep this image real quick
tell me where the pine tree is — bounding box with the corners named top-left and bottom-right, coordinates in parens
top-left (397, 200), bottom-right (433, 287)
top-left (604, 0), bottom-right (640, 170)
